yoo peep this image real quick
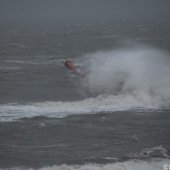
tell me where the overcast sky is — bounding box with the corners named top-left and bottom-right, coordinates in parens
top-left (0, 0), bottom-right (170, 22)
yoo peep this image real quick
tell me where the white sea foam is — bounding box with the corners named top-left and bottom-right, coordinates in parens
top-left (2, 159), bottom-right (170, 170)
top-left (77, 46), bottom-right (170, 107)
top-left (0, 66), bottom-right (21, 70)
top-left (40, 159), bottom-right (170, 170)
top-left (0, 92), bottom-right (164, 122)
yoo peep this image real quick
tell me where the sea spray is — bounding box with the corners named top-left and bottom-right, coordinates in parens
top-left (77, 46), bottom-right (170, 107)
top-left (1, 46), bottom-right (170, 121)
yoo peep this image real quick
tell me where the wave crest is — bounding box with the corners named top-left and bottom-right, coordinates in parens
top-left (77, 46), bottom-right (170, 108)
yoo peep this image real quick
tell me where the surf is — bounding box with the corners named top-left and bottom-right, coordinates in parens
top-left (34, 159), bottom-right (169, 170)
top-left (0, 93), bottom-right (166, 122)
top-left (1, 45), bottom-right (170, 122)
top-left (72, 45), bottom-right (170, 106)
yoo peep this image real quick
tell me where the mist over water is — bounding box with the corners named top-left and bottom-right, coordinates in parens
top-left (78, 45), bottom-right (170, 108)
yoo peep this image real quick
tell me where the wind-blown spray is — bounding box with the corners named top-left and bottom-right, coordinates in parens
top-left (78, 46), bottom-right (170, 108)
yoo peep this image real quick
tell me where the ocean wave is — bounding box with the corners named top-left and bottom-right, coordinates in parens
top-left (76, 47), bottom-right (170, 106)
top-left (0, 92), bottom-right (168, 122)
top-left (4, 57), bottom-right (64, 66)
top-left (1, 46), bottom-right (170, 122)
top-left (39, 159), bottom-right (170, 170)
top-left (0, 66), bottom-right (21, 71)
top-left (0, 146), bottom-right (169, 169)
top-left (1, 159), bottom-right (169, 170)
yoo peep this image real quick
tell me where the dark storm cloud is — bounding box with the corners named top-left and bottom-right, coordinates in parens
top-left (0, 0), bottom-right (170, 21)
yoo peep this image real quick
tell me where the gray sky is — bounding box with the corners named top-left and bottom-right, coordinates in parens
top-left (0, 0), bottom-right (170, 22)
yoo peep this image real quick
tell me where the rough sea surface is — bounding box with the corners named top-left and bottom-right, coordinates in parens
top-left (0, 19), bottom-right (170, 169)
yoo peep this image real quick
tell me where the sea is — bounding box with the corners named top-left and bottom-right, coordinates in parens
top-left (0, 19), bottom-right (170, 170)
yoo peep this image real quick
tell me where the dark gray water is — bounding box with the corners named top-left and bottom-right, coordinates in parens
top-left (0, 19), bottom-right (170, 169)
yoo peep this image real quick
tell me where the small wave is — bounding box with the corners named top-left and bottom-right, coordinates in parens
top-left (0, 66), bottom-right (21, 71)
top-left (0, 92), bottom-right (167, 122)
top-left (0, 146), bottom-right (169, 170)
top-left (4, 59), bottom-right (53, 65)
top-left (4, 57), bottom-right (64, 66)
top-left (40, 159), bottom-right (170, 170)
top-left (2, 159), bottom-right (169, 170)
top-left (127, 146), bottom-right (169, 160)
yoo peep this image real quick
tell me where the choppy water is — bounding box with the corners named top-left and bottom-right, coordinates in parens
top-left (0, 20), bottom-right (170, 169)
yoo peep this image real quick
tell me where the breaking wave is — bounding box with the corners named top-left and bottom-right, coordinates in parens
top-left (0, 93), bottom-right (167, 122)
top-left (77, 46), bottom-right (170, 106)
top-left (36, 159), bottom-right (170, 170)
top-left (2, 146), bottom-right (170, 170)
top-left (4, 160), bottom-right (169, 170)
top-left (1, 46), bottom-right (170, 121)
